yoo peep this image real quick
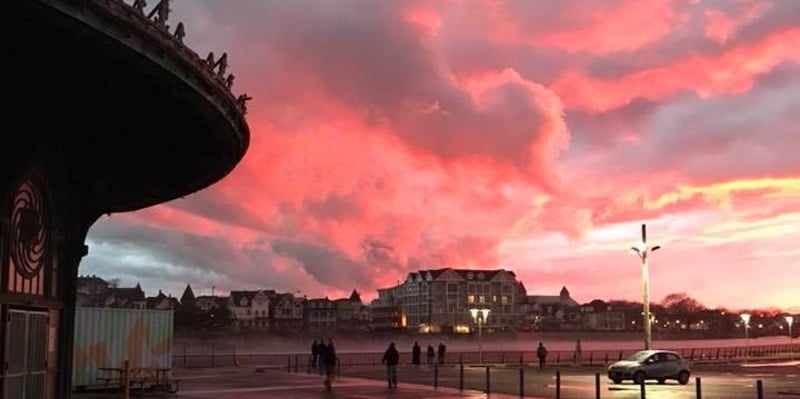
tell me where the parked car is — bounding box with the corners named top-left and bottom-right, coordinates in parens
top-left (607, 350), bottom-right (691, 385)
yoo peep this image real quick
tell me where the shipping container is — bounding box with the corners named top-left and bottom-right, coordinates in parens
top-left (72, 307), bottom-right (173, 389)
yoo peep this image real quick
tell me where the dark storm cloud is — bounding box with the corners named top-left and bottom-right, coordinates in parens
top-left (271, 239), bottom-right (372, 290)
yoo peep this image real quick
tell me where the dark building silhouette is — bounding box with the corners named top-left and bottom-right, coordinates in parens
top-left (1, 0), bottom-right (249, 396)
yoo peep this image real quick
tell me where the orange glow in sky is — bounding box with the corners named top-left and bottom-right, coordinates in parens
top-left (81, 0), bottom-right (800, 311)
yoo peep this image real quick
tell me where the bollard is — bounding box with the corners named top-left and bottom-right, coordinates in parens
top-left (434, 364), bottom-right (439, 388)
top-left (459, 363), bottom-right (464, 391)
top-left (756, 380), bottom-right (763, 399)
top-left (640, 380), bottom-right (646, 399)
top-left (555, 370), bottom-right (561, 399)
top-left (122, 359), bottom-right (130, 399)
top-left (519, 367), bottom-right (524, 397)
top-left (485, 366), bottom-right (491, 394)
top-left (696, 377), bottom-right (702, 399)
top-left (595, 372), bottom-right (600, 399)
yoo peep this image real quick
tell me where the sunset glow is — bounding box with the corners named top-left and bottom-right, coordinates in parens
top-left (80, 0), bottom-right (800, 311)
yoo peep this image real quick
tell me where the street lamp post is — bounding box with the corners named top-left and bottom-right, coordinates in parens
top-left (740, 313), bottom-right (751, 357)
top-left (786, 315), bottom-right (794, 341)
top-left (631, 224), bottom-right (660, 350)
top-left (470, 308), bottom-right (490, 364)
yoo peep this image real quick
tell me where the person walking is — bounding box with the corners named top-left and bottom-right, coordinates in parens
top-left (426, 344), bottom-right (435, 365)
top-left (382, 342), bottom-right (400, 389)
top-left (536, 342), bottom-right (548, 370)
top-left (411, 342), bottom-right (421, 366)
top-left (311, 340), bottom-right (319, 369)
top-left (437, 342), bottom-right (446, 365)
top-left (321, 339), bottom-right (337, 391)
top-left (573, 339), bottom-right (583, 365)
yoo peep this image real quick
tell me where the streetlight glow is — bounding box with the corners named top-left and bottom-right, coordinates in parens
top-left (630, 224), bottom-right (660, 350)
top-left (786, 315), bottom-right (794, 340)
top-left (741, 313), bottom-right (751, 357)
top-left (470, 308), bottom-right (490, 363)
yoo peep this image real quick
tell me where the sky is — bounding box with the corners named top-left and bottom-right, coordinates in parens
top-left (79, 0), bottom-right (800, 311)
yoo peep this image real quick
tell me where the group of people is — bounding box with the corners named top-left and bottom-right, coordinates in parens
top-left (535, 339), bottom-right (583, 369)
top-left (382, 341), bottom-right (445, 388)
top-left (311, 339), bottom-right (585, 391)
top-left (409, 342), bottom-right (447, 366)
top-left (310, 339), bottom-right (338, 391)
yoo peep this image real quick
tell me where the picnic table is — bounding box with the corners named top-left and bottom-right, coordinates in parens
top-left (97, 365), bottom-right (179, 396)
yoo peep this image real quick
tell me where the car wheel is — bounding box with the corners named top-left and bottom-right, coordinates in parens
top-left (677, 371), bottom-right (690, 385)
top-left (633, 371), bottom-right (646, 385)
top-left (612, 378), bottom-right (622, 384)
top-left (657, 378), bottom-right (666, 384)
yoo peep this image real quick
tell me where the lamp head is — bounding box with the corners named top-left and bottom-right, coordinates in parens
top-left (786, 315), bottom-right (794, 325)
top-left (740, 313), bottom-right (751, 324)
top-left (469, 308), bottom-right (479, 319)
top-left (480, 308), bottom-right (490, 320)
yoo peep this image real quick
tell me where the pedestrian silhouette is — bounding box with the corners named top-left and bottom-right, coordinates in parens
top-left (437, 342), bottom-right (446, 365)
top-left (321, 339), bottom-right (337, 390)
top-left (412, 342), bottom-right (421, 366)
top-left (427, 344), bottom-right (435, 365)
top-left (311, 340), bottom-right (319, 369)
top-left (573, 339), bottom-right (582, 365)
top-left (382, 342), bottom-right (400, 389)
top-left (536, 342), bottom-right (548, 370)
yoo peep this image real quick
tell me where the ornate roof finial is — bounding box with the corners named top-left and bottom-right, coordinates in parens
top-left (133, 0), bottom-right (147, 15)
top-left (236, 94), bottom-right (253, 114)
top-left (173, 22), bottom-right (185, 44)
top-left (225, 74), bottom-right (235, 89)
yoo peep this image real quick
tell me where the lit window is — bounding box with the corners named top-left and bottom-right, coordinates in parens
top-left (468, 295), bottom-right (475, 304)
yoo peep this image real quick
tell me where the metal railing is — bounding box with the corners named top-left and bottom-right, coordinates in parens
top-left (171, 342), bottom-right (800, 369)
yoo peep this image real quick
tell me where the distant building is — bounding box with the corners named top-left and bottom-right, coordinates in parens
top-left (522, 286), bottom-right (580, 331)
top-left (103, 284), bottom-right (147, 309)
top-left (228, 290), bottom-right (274, 329)
top-left (270, 293), bottom-right (305, 333)
top-left (579, 299), bottom-right (626, 331)
top-left (146, 290), bottom-right (179, 310)
top-left (195, 295), bottom-right (228, 312)
top-left (382, 268), bottom-right (524, 333)
top-left (306, 297), bottom-right (336, 333)
top-left (334, 290), bottom-right (365, 332)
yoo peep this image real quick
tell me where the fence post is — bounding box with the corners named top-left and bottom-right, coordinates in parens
top-left (122, 359), bottom-right (130, 399)
top-left (287, 356), bottom-right (291, 373)
top-left (618, 350), bottom-right (623, 361)
top-left (604, 352), bottom-right (608, 363)
top-left (695, 377), bottom-right (702, 399)
top-left (595, 372), bottom-right (600, 399)
top-left (555, 369), bottom-right (561, 399)
top-left (459, 362), bottom-right (464, 391)
top-left (640, 380), bottom-right (646, 399)
top-left (756, 380), bottom-right (763, 399)
top-left (434, 364), bottom-right (438, 388)
top-left (589, 352), bottom-right (593, 365)
top-left (520, 351), bottom-right (523, 365)
top-left (519, 367), bottom-right (524, 397)
top-left (557, 352), bottom-right (561, 363)
top-left (294, 355), bottom-right (299, 373)
top-left (485, 366), bottom-right (491, 394)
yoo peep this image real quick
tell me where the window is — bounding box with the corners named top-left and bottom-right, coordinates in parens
top-left (467, 295), bottom-right (475, 304)
top-left (479, 296), bottom-right (485, 304)
top-left (492, 295), bottom-right (497, 303)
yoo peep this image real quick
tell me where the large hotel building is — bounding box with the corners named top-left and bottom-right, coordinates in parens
top-left (377, 268), bottom-right (526, 333)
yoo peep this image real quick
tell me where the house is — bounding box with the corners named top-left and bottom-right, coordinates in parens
top-left (580, 299), bottom-right (627, 331)
top-left (270, 293), bottom-right (305, 333)
top-left (103, 284), bottom-right (147, 309)
top-left (523, 287), bottom-right (580, 331)
top-left (195, 295), bottom-right (228, 312)
top-left (228, 290), bottom-right (273, 329)
top-left (306, 297), bottom-right (336, 333)
top-left (146, 290), bottom-right (179, 310)
top-left (334, 290), bottom-right (365, 332)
